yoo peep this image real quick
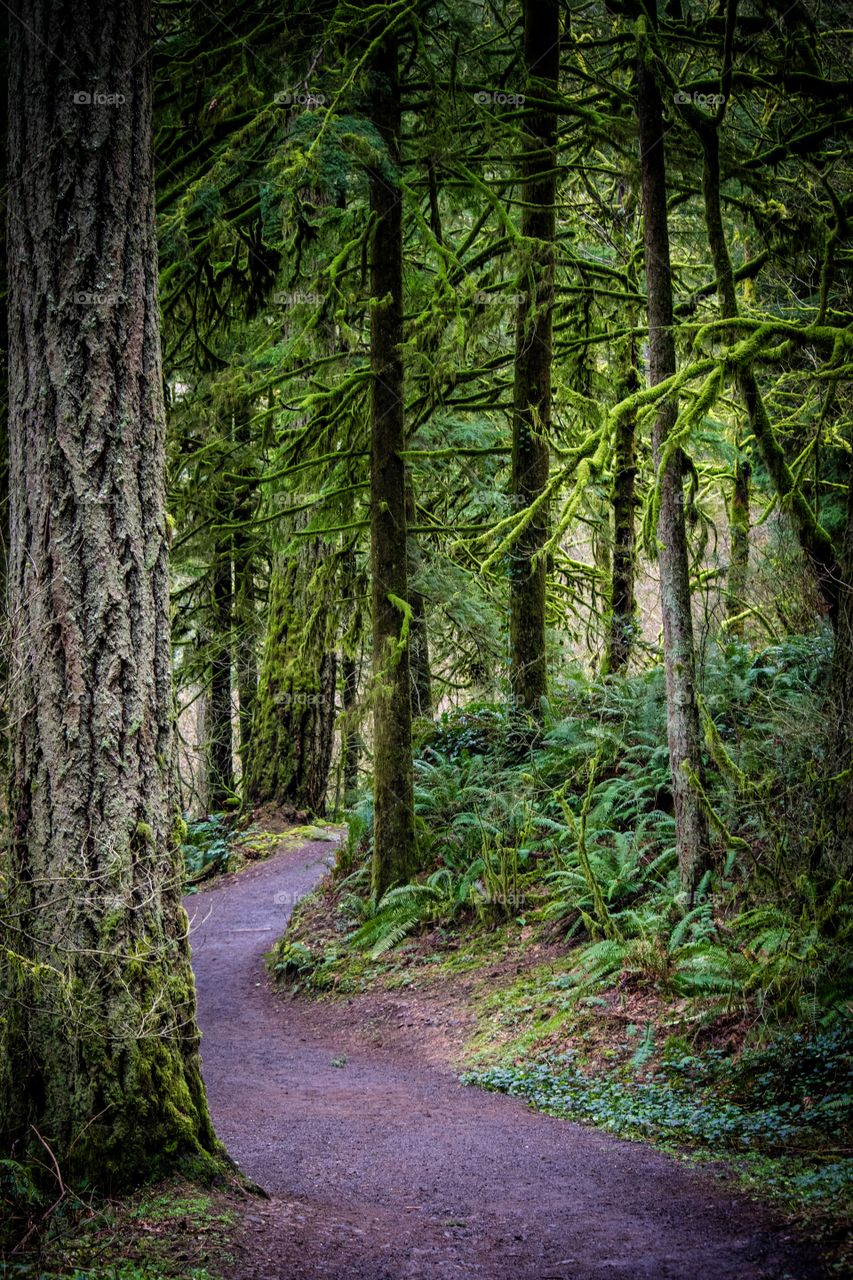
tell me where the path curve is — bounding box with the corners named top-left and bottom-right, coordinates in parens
top-left (186, 840), bottom-right (817, 1280)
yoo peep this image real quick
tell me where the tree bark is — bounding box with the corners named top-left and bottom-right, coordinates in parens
top-left (826, 460), bottom-right (853, 874)
top-left (204, 535), bottom-right (234, 809)
top-left (509, 0), bottom-right (559, 718)
top-left (231, 400), bottom-right (258, 788)
top-left (636, 32), bottom-right (710, 900)
top-left (406, 482), bottom-right (432, 717)
top-left (726, 455), bottom-right (751, 632)
top-left (341, 652), bottom-right (360, 807)
top-left (605, 344), bottom-right (639, 674)
top-left (247, 534), bottom-right (336, 816)
top-left (1, 0), bottom-right (216, 1187)
top-left (369, 29), bottom-right (417, 896)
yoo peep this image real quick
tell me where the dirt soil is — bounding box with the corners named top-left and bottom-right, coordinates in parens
top-left (185, 839), bottom-right (821, 1280)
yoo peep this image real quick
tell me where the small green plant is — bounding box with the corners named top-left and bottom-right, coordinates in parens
top-left (180, 812), bottom-right (235, 887)
top-left (271, 939), bottom-right (317, 980)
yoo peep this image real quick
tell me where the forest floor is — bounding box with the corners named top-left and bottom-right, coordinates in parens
top-left (182, 833), bottom-right (824, 1280)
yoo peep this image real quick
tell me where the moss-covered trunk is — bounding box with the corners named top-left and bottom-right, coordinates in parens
top-left (204, 533), bottom-right (234, 809)
top-left (369, 28), bottom-right (417, 896)
top-left (636, 30), bottom-right (710, 901)
top-left (232, 400), bottom-right (259, 787)
top-left (406, 481), bottom-right (432, 717)
top-left (826, 461), bottom-right (853, 873)
top-left (605, 344), bottom-right (639, 675)
top-left (247, 532), bottom-right (336, 816)
top-left (341, 652), bottom-right (360, 807)
top-left (509, 0), bottom-right (559, 718)
top-left (726, 455), bottom-right (751, 632)
top-left (0, 0), bottom-right (217, 1189)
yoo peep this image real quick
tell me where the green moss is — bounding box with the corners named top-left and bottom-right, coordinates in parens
top-left (135, 821), bottom-right (156, 847)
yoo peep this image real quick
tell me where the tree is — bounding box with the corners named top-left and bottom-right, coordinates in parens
top-left (204, 526), bottom-right (235, 809)
top-left (509, 0), bottom-right (560, 718)
top-left (231, 398), bottom-right (260, 786)
top-left (826, 455), bottom-right (853, 874)
top-left (246, 525), bottom-right (337, 816)
top-left (636, 23), bottom-right (709, 900)
top-left (368, 25), bottom-right (418, 896)
top-left (407, 483), bottom-right (433, 717)
top-left (605, 337), bottom-right (640, 675)
top-left (0, 0), bottom-right (216, 1187)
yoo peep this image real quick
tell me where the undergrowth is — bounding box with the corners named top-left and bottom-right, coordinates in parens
top-left (271, 634), bottom-right (853, 1249)
top-left (0, 1173), bottom-right (235, 1279)
top-left (275, 634), bottom-right (851, 1028)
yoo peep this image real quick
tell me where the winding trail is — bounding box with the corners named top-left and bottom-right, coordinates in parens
top-left (186, 839), bottom-right (817, 1280)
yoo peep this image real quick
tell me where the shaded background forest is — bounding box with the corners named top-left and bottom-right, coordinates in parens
top-left (149, 0), bottom-right (852, 904)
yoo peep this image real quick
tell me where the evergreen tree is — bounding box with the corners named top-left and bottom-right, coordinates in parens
top-left (636, 17), bottom-right (709, 899)
top-left (1, 0), bottom-right (216, 1187)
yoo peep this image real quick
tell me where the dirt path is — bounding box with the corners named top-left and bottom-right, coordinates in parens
top-left (186, 840), bottom-right (818, 1280)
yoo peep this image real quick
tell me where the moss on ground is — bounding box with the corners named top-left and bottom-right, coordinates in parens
top-left (1, 1173), bottom-right (244, 1279)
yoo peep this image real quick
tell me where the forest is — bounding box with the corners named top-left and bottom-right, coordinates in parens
top-left (0, 0), bottom-right (851, 1277)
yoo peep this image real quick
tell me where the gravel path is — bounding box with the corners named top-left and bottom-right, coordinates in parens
top-left (185, 839), bottom-right (818, 1280)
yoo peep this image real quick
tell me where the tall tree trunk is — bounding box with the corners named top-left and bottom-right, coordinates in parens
top-left (726, 455), bottom-right (751, 633)
top-left (636, 31), bottom-right (710, 901)
top-left (509, 0), bottom-right (559, 717)
top-left (826, 459), bottom-right (853, 874)
top-left (406, 482), bottom-right (432, 717)
top-left (247, 533), bottom-right (336, 815)
top-left (341, 652), bottom-right (360, 807)
top-left (204, 535), bottom-right (234, 809)
top-left (339, 545), bottom-right (362, 809)
top-left (231, 400), bottom-right (258, 787)
top-left (605, 343), bottom-right (639, 674)
top-left (1, 0), bottom-right (216, 1187)
top-left (369, 29), bottom-right (417, 896)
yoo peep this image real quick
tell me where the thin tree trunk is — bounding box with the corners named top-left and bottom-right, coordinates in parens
top-left (1, 0), bottom-right (216, 1187)
top-left (826, 460), bottom-right (853, 873)
top-left (205, 535), bottom-right (234, 809)
top-left (605, 343), bottom-right (639, 674)
top-left (509, 0), bottom-right (559, 717)
top-left (726, 455), bottom-right (751, 632)
top-left (369, 29), bottom-right (417, 896)
top-left (406, 482), bottom-right (432, 717)
top-left (339, 545), bottom-right (362, 809)
top-left (232, 400), bottom-right (258, 787)
top-left (636, 32), bottom-right (710, 901)
top-left (341, 652), bottom-right (360, 807)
